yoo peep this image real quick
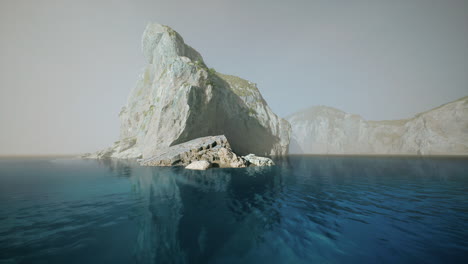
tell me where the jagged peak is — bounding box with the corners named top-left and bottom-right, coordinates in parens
top-left (142, 23), bottom-right (204, 64)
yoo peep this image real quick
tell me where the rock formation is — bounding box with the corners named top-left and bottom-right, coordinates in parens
top-left (87, 23), bottom-right (290, 160)
top-left (287, 96), bottom-right (468, 155)
top-left (139, 135), bottom-right (274, 169)
top-left (185, 160), bottom-right (212, 170)
top-left (243, 154), bottom-right (275, 166)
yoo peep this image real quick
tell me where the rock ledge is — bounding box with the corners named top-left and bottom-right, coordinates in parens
top-left (139, 135), bottom-right (274, 169)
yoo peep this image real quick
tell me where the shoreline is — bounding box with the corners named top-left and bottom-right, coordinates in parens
top-left (1, 154), bottom-right (467, 159)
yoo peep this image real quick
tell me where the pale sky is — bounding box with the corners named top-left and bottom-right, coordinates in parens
top-left (0, 0), bottom-right (467, 155)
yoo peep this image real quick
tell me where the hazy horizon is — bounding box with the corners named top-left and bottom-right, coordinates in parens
top-left (1, 0), bottom-right (467, 155)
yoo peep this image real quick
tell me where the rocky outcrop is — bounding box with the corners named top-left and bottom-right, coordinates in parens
top-left (139, 135), bottom-right (274, 168)
top-left (243, 154), bottom-right (275, 166)
top-left (287, 96), bottom-right (468, 155)
top-left (185, 160), bottom-right (211, 170)
top-left (139, 135), bottom-right (243, 167)
top-left (82, 138), bottom-right (141, 159)
top-left (86, 23), bottom-right (290, 160)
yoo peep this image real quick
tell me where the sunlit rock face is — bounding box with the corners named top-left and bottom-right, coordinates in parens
top-left (287, 97), bottom-right (468, 155)
top-left (89, 23), bottom-right (290, 159)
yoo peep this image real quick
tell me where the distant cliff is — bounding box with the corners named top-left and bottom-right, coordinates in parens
top-left (287, 97), bottom-right (468, 155)
top-left (87, 23), bottom-right (290, 159)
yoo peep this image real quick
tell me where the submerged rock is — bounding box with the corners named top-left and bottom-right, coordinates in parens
top-left (185, 160), bottom-right (211, 170)
top-left (287, 96), bottom-right (468, 155)
top-left (88, 23), bottom-right (290, 159)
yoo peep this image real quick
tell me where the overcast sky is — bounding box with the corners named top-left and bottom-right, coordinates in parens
top-left (0, 0), bottom-right (467, 155)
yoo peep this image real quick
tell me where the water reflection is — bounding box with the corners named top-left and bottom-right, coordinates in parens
top-left (177, 169), bottom-right (232, 192)
top-left (131, 166), bottom-right (185, 263)
top-left (124, 163), bottom-right (285, 264)
top-left (101, 156), bottom-right (468, 264)
top-left (1, 157), bottom-right (466, 263)
top-left (96, 159), bottom-right (136, 178)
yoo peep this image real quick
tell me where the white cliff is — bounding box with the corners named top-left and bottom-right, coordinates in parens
top-left (287, 96), bottom-right (468, 155)
top-left (87, 23), bottom-right (290, 159)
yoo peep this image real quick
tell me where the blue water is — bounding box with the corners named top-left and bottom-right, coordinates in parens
top-left (0, 156), bottom-right (467, 264)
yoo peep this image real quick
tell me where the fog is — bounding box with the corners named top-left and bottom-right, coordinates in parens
top-left (1, 0), bottom-right (467, 155)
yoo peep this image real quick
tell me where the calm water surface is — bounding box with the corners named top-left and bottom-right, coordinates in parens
top-left (0, 156), bottom-right (467, 264)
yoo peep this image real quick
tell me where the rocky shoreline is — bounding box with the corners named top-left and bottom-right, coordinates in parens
top-left (139, 135), bottom-right (274, 169)
top-left (84, 135), bottom-right (274, 170)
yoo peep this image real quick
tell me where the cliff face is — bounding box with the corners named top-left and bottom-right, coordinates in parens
top-left (287, 97), bottom-right (468, 155)
top-left (91, 23), bottom-right (290, 159)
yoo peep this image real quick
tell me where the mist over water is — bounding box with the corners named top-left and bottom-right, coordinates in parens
top-left (0, 156), bottom-right (467, 263)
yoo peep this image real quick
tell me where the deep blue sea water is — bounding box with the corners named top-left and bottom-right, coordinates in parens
top-left (0, 156), bottom-right (467, 264)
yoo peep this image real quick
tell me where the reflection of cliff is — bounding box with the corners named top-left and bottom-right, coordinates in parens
top-left (176, 168), bottom-right (232, 192)
top-left (95, 158), bottom-right (136, 178)
top-left (131, 167), bottom-right (185, 264)
top-left (176, 167), bottom-right (283, 263)
top-left (99, 159), bottom-right (287, 264)
top-left (94, 157), bottom-right (468, 263)
top-left (128, 165), bottom-right (240, 264)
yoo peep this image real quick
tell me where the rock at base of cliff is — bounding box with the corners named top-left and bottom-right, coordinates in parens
top-left (139, 135), bottom-right (274, 169)
top-left (185, 160), bottom-right (212, 170)
top-left (244, 154), bottom-right (275, 166)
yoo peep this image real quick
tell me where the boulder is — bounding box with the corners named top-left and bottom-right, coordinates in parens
top-left (185, 160), bottom-right (212, 170)
top-left (243, 154), bottom-right (275, 166)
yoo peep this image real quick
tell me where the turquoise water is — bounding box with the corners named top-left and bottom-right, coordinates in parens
top-left (0, 156), bottom-right (467, 263)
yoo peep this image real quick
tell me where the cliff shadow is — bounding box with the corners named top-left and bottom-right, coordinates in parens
top-left (173, 73), bottom-right (282, 156)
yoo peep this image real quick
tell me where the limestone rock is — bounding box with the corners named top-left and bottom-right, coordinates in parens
top-left (140, 135), bottom-right (247, 168)
top-left (88, 23), bottom-right (290, 159)
top-left (243, 154), bottom-right (275, 166)
top-left (287, 96), bottom-right (468, 155)
top-left (82, 137), bottom-right (142, 159)
top-left (185, 160), bottom-right (211, 170)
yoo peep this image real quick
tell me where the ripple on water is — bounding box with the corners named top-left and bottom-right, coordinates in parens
top-left (0, 156), bottom-right (467, 264)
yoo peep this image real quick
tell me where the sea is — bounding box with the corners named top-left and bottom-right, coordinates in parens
top-left (0, 156), bottom-right (467, 264)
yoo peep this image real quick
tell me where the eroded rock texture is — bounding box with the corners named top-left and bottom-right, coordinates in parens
top-left (87, 23), bottom-right (290, 159)
top-left (139, 135), bottom-right (245, 167)
top-left (139, 135), bottom-right (274, 168)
